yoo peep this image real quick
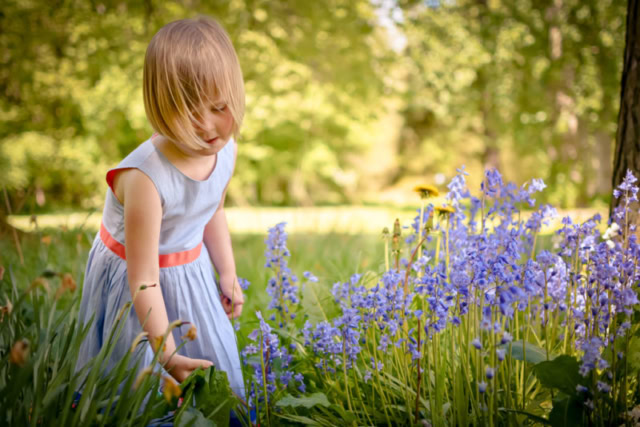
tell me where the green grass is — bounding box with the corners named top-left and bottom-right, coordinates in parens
top-left (0, 226), bottom-right (384, 339)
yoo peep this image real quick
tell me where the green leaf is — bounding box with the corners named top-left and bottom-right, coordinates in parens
top-left (628, 336), bottom-right (640, 371)
top-left (276, 392), bottom-right (331, 409)
top-left (533, 355), bottom-right (581, 396)
top-left (548, 395), bottom-right (586, 427)
top-left (501, 340), bottom-right (550, 364)
top-left (499, 408), bottom-right (552, 425)
top-left (184, 367), bottom-right (236, 427)
top-left (176, 407), bottom-right (217, 427)
top-left (275, 414), bottom-right (323, 426)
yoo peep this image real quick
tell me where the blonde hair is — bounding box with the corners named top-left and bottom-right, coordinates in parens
top-left (143, 16), bottom-right (244, 150)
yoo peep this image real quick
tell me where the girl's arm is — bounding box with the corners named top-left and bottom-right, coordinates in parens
top-left (203, 141), bottom-right (244, 319)
top-left (118, 169), bottom-right (212, 381)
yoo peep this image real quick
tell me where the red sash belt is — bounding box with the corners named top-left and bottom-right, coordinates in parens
top-left (100, 222), bottom-right (202, 268)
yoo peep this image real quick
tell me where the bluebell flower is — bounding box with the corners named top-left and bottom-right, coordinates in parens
top-left (303, 271), bottom-right (318, 282)
top-left (485, 366), bottom-right (495, 380)
top-left (238, 277), bottom-right (250, 290)
top-left (596, 381), bottom-right (611, 393)
top-left (472, 337), bottom-right (482, 350)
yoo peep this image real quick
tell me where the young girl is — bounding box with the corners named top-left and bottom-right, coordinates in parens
top-left (76, 16), bottom-right (245, 398)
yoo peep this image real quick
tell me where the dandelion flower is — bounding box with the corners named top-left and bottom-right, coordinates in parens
top-left (163, 376), bottom-right (182, 403)
top-left (10, 339), bottom-right (29, 366)
top-left (414, 185), bottom-right (440, 199)
top-left (435, 205), bottom-right (455, 215)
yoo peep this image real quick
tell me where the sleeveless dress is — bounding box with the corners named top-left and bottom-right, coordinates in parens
top-left (75, 135), bottom-right (244, 398)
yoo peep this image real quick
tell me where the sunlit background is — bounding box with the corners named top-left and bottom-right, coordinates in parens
top-left (1, 0), bottom-right (624, 233)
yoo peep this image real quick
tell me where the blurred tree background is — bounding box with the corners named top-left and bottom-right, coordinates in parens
top-left (0, 0), bottom-right (626, 215)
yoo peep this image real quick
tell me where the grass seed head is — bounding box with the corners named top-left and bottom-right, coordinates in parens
top-left (134, 366), bottom-right (154, 389)
top-left (0, 298), bottom-right (12, 321)
top-left (61, 273), bottom-right (77, 292)
top-left (130, 331), bottom-right (149, 353)
top-left (29, 277), bottom-right (50, 293)
top-left (10, 339), bottom-right (29, 366)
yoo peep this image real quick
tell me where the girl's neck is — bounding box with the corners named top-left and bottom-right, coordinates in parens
top-left (152, 135), bottom-right (218, 182)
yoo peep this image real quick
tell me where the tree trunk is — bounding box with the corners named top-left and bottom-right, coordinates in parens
top-left (611, 0), bottom-right (640, 227)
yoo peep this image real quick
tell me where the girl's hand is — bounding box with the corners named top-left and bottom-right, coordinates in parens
top-left (219, 275), bottom-right (244, 320)
top-left (165, 354), bottom-right (213, 383)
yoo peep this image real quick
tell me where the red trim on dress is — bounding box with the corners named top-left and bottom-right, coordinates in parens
top-left (100, 222), bottom-right (202, 268)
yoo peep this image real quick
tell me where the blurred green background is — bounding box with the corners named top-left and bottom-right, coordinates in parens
top-left (0, 0), bottom-right (625, 220)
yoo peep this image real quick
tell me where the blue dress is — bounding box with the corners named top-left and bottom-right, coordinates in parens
top-left (76, 135), bottom-right (244, 398)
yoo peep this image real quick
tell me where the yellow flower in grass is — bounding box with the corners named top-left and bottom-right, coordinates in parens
top-left (163, 376), bottom-right (182, 403)
top-left (182, 325), bottom-right (197, 341)
top-left (152, 336), bottom-right (167, 354)
top-left (413, 184), bottom-right (440, 199)
top-left (435, 205), bottom-right (455, 215)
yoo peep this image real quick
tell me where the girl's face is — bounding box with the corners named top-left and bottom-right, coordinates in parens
top-left (183, 100), bottom-right (234, 157)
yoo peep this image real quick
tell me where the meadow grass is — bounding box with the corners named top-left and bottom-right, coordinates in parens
top-left (0, 223), bottom-right (383, 340)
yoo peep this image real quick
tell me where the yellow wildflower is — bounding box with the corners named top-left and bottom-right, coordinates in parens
top-left (10, 339), bottom-right (29, 366)
top-left (41, 235), bottom-right (52, 245)
top-left (152, 336), bottom-right (167, 354)
top-left (163, 376), bottom-right (182, 403)
top-left (413, 185), bottom-right (440, 199)
top-left (435, 205), bottom-right (455, 215)
top-left (182, 325), bottom-right (197, 341)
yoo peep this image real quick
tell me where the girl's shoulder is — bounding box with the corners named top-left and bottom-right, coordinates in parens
top-left (105, 138), bottom-right (167, 204)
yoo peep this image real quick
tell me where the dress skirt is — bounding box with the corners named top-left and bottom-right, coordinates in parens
top-left (76, 235), bottom-right (245, 398)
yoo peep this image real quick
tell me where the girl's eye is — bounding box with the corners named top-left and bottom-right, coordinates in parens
top-left (211, 104), bottom-right (227, 113)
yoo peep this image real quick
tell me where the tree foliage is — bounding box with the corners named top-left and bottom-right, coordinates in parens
top-left (0, 0), bottom-right (627, 210)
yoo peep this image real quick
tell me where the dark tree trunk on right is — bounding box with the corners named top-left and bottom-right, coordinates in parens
top-left (611, 0), bottom-right (640, 226)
